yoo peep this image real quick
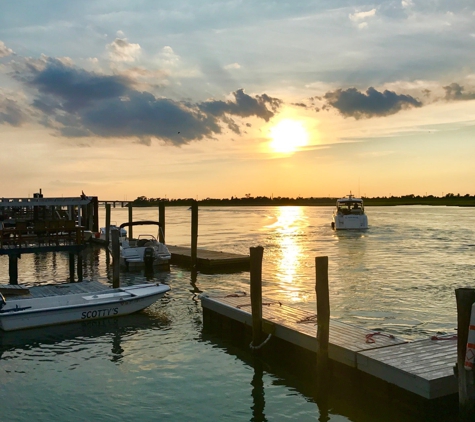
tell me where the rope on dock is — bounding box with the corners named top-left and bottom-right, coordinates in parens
top-left (249, 333), bottom-right (272, 351)
top-left (365, 332), bottom-right (396, 343)
top-left (296, 314), bottom-right (318, 324)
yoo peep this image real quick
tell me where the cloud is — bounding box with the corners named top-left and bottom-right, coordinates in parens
top-left (323, 87), bottom-right (422, 119)
top-left (0, 41), bottom-right (13, 58)
top-left (0, 96), bottom-right (29, 126)
top-left (8, 57), bottom-right (281, 145)
top-left (19, 57), bottom-right (131, 112)
top-left (198, 89), bottom-right (282, 122)
top-left (224, 63), bottom-right (241, 70)
top-left (443, 83), bottom-right (475, 101)
top-left (349, 9), bottom-right (376, 21)
top-left (107, 38), bottom-right (141, 62)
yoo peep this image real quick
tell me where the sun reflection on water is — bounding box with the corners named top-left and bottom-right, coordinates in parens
top-left (265, 207), bottom-right (307, 302)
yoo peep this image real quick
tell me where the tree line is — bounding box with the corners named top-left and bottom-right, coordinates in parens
top-left (130, 193), bottom-right (475, 207)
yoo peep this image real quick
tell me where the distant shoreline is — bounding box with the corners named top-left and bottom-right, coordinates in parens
top-left (130, 197), bottom-right (475, 208)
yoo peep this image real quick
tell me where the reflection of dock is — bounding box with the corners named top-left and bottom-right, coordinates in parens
top-left (201, 294), bottom-right (457, 400)
top-left (168, 245), bottom-right (250, 273)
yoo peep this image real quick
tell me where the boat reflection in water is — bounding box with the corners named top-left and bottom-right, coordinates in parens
top-left (0, 311), bottom-right (171, 363)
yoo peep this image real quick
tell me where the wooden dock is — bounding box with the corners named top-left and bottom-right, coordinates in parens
top-left (201, 293), bottom-right (457, 400)
top-left (168, 245), bottom-right (250, 273)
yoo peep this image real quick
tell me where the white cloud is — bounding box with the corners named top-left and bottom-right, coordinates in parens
top-left (224, 62), bottom-right (241, 70)
top-left (0, 41), bottom-right (14, 58)
top-left (349, 9), bottom-right (376, 22)
top-left (107, 38), bottom-right (141, 62)
top-left (159, 46), bottom-right (180, 67)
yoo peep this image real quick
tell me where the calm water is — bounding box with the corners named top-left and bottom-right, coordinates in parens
top-left (1, 206), bottom-right (473, 421)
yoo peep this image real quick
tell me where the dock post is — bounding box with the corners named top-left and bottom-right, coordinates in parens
top-left (128, 204), bottom-right (133, 240)
top-left (456, 288), bottom-right (475, 420)
top-left (159, 202), bottom-right (165, 243)
top-left (191, 200), bottom-right (198, 270)
top-left (105, 204), bottom-right (111, 244)
top-left (111, 228), bottom-right (120, 288)
top-left (315, 256), bottom-right (330, 372)
top-left (77, 252), bottom-right (83, 282)
top-left (250, 246), bottom-right (264, 354)
top-left (69, 253), bottom-right (75, 282)
top-left (8, 254), bottom-right (19, 285)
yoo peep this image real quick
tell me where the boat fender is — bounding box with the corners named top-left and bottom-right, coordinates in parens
top-left (331, 222), bottom-right (335, 230)
top-left (464, 302), bottom-right (475, 370)
top-left (0, 292), bottom-right (5, 310)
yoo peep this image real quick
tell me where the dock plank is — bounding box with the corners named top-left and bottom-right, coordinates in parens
top-left (168, 245), bottom-right (249, 272)
top-left (201, 294), bottom-right (457, 399)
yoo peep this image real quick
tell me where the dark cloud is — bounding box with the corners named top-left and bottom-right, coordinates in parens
top-left (443, 83), bottom-right (475, 101)
top-left (198, 89), bottom-right (281, 122)
top-left (0, 97), bottom-right (29, 126)
top-left (8, 58), bottom-right (281, 145)
top-left (22, 58), bottom-right (131, 112)
top-left (323, 87), bottom-right (422, 119)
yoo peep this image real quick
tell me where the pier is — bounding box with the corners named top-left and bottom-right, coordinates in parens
top-left (200, 250), bottom-right (459, 416)
top-left (201, 293), bottom-right (457, 400)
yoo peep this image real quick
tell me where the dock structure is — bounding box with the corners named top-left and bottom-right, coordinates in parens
top-left (201, 293), bottom-right (457, 400)
top-left (168, 245), bottom-right (250, 273)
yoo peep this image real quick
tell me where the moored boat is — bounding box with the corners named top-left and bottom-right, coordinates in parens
top-left (0, 282), bottom-right (170, 331)
top-left (332, 193), bottom-right (368, 230)
top-left (111, 221), bottom-right (171, 270)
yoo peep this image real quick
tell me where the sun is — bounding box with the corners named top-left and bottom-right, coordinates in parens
top-left (269, 119), bottom-right (309, 154)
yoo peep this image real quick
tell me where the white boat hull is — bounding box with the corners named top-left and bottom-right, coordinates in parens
top-left (332, 214), bottom-right (368, 230)
top-left (0, 283), bottom-right (170, 331)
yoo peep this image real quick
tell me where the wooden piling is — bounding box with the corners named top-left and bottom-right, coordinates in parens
top-left (105, 204), bottom-right (111, 244)
top-left (315, 256), bottom-right (330, 372)
top-left (8, 254), bottom-right (19, 285)
top-left (77, 252), bottom-right (83, 282)
top-left (250, 246), bottom-right (264, 353)
top-left (69, 253), bottom-right (75, 282)
top-left (111, 228), bottom-right (120, 288)
top-left (191, 201), bottom-right (198, 269)
top-left (159, 202), bottom-right (165, 243)
top-left (128, 204), bottom-right (133, 240)
top-left (456, 288), bottom-right (475, 419)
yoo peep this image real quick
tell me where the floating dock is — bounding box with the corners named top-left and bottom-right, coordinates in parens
top-left (201, 293), bottom-right (457, 400)
top-left (168, 245), bottom-right (250, 272)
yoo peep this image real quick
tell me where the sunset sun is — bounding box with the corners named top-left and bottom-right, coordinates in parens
top-left (269, 119), bottom-right (309, 154)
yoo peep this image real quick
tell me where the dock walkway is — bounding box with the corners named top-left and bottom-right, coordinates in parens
top-left (201, 293), bottom-right (457, 400)
top-left (168, 245), bottom-right (249, 272)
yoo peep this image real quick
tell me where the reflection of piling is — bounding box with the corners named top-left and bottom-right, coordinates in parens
top-left (250, 246), bottom-right (264, 354)
top-left (456, 288), bottom-right (475, 420)
top-left (191, 201), bottom-right (198, 270)
top-left (315, 256), bottom-right (330, 373)
top-left (111, 228), bottom-right (120, 288)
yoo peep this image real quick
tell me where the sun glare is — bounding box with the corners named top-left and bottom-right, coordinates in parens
top-left (269, 119), bottom-right (309, 154)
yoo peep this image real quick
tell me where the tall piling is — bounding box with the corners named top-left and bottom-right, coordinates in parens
top-left (105, 203), bottom-right (111, 244)
top-left (159, 202), bottom-right (165, 243)
top-left (191, 201), bottom-right (198, 270)
top-left (111, 228), bottom-right (120, 288)
top-left (315, 256), bottom-right (330, 372)
top-left (250, 246), bottom-right (264, 354)
top-left (456, 288), bottom-right (475, 420)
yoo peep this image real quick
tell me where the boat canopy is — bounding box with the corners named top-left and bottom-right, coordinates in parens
top-left (119, 221), bottom-right (162, 229)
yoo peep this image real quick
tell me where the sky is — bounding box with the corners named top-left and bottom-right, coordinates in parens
top-left (1, 0), bottom-right (475, 200)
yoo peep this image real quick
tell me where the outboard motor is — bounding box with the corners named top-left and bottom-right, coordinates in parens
top-left (143, 247), bottom-right (155, 272)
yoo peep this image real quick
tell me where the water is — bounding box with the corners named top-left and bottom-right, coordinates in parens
top-left (1, 206), bottom-right (473, 421)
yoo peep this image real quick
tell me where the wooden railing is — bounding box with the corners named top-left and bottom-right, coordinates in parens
top-left (0, 220), bottom-right (86, 248)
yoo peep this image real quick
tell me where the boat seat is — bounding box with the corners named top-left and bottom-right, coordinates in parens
top-left (121, 240), bottom-right (130, 248)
